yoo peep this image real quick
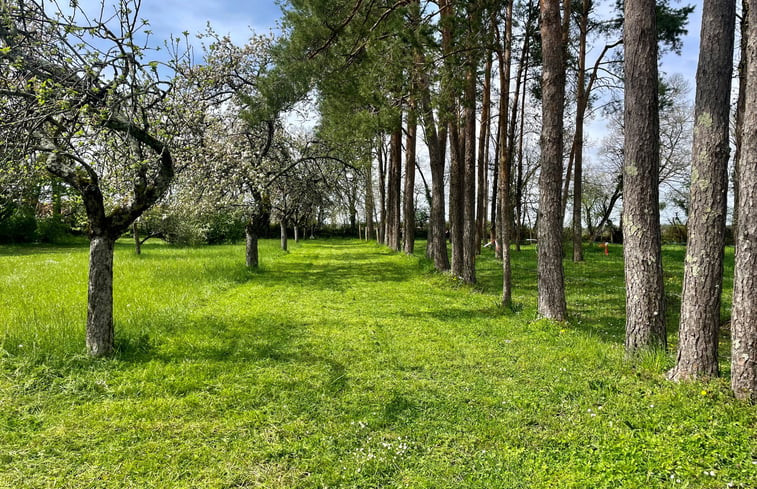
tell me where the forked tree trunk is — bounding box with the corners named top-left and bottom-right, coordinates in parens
top-left (537, 0), bottom-right (567, 321)
top-left (87, 235), bottom-right (115, 357)
top-left (245, 223), bottom-right (259, 268)
top-left (623, 0), bottom-right (666, 353)
top-left (669, 0), bottom-right (735, 381)
top-left (732, 0), bottom-right (757, 401)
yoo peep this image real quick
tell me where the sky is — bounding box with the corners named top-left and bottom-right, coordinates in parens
top-left (131, 0), bottom-right (702, 83)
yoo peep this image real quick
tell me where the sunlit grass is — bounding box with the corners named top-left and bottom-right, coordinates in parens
top-left (0, 238), bottom-right (754, 488)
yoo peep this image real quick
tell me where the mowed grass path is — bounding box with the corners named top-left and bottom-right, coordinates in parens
top-left (0, 239), bottom-right (755, 488)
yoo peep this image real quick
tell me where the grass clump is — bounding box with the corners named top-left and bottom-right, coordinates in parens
top-left (0, 238), bottom-right (755, 488)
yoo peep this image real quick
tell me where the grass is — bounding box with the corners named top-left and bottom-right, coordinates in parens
top-left (0, 238), bottom-right (755, 488)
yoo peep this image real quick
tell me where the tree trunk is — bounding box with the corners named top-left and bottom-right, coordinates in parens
top-left (623, 0), bottom-right (666, 353)
top-left (387, 126), bottom-right (402, 251)
top-left (732, 0), bottom-right (757, 401)
top-left (496, 3), bottom-right (514, 266)
top-left (133, 221), bottom-right (141, 255)
top-left (490, 118), bottom-right (500, 259)
top-left (403, 105), bottom-right (418, 255)
top-left (515, 41), bottom-right (530, 253)
top-left (245, 223), bottom-right (259, 268)
top-left (365, 161), bottom-right (375, 241)
top-left (498, 0), bottom-right (514, 306)
top-left (416, 51), bottom-right (450, 271)
top-left (280, 219), bottom-right (288, 251)
top-left (668, 0), bottom-right (735, 381)
top-left (461, 40), bottom-right (478, 284)
top-left (509, 3), bottom-right (533, 255)
top-left (377, 138), bottom-right (387, 245)
top-left (294, 225), bottom-right (300, 243)
top-left (537, 0), bottom-right (567, 321)
top-left (449, 119), bottom-right (465, 277)
top-left (733, 0), bottom-right (748, 243)
top-left (477, 49), bottom-right (492, 255)
top-left (86, 235), bottom-right (115, 357)
top-left (571, 0), bottom-right (589, 262)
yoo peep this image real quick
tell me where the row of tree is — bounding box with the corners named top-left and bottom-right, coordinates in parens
top-left (272, 0), bottom-right (756, 402)
top-left (2, 0), bottom-right (756, 402)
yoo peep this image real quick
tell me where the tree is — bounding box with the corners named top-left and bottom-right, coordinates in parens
top-left (0, 0), bottom-right (181, 356)
top-left (668, 0), bottom-right (735, 381)
top-left (731, 0), bottom-right (757, 402)
top-left (537, 0), bottom-right (568, 321)
top-left (622, 0), bottom-right (666, 353)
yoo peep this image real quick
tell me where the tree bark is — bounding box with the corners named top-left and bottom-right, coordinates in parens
top-left (623, 0), bottom-right (666, 353)
top-left (403, 105), bottom-right (418, 254)
top-left (537, 0), bottom-right (567, 321)
top-left (477, 49), bottom-right (492, 255)
top-left (87, 235), bottom-right (115, 357)
top-left (365, 161), bottom-right (375, 241)
top-left (387, 126), bottom-right (403, 251)
top-left (669, 0), bottom-right (735, 381)
top-left (498, 0), bottom-right (515, 306)
top-left (449, 119), bottom-right (465, 277)
top-left (416, 48), bottom-right (450, 271)
top-left (245, 223), bottom-right (259, 268)
top-left (496, 2), bottom-right (514, 266)
top-left (461, 36), bottom-right (478, 284)
top-left (732, 0), bottom-right (757, 401)
top-left (571, 0), bottom-right (589, 262)
top-left (377, 138), bottom-right (387, 245)
top-left (133, 221), bottom-right (141, 255)
top-left (733, 0), bottom-right (748, 243)
top-left (280, 219), bottom-right (288, 251)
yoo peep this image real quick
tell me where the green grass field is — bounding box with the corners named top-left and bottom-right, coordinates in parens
top-left (0, 238), bottom-right (755, 488)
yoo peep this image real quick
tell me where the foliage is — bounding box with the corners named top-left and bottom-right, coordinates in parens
top-left (0, 239), bottom-right (754, 488)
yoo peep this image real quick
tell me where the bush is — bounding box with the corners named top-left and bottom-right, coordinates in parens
top-left (0, 207), bottom-right (38, 243)
top-left (36, 217), bottom-right (70, 243)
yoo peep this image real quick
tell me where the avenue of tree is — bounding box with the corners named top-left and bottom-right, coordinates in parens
top-left (1, 0), bottom-right (756, 402)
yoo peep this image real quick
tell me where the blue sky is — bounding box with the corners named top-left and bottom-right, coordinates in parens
top-left (133, 0), bottom-right (701, 82)
top-left (139, 0), bottom-right (284, 42)
top-left (123, 0), bottom-right (701, 93)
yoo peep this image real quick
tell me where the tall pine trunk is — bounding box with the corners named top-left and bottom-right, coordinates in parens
top-left (669, 0), bottom-right (735, 381)
top-left (537, 0), bottom-right (567, 321)
top-left (732, 0), bottom-right (757, 401)
top-left (365, 161), bottom-right (375, 241)
top-left (733, 0), bottom-right (748, 242)
top-left (623, 0), bottom-right (666, 353)
top-left (498, 0), bottom-right (514, 306)
top-left (377, 139), bottom-right (387, 245)
top-left (449, 120), bottom-right (465, 277)
top-left (461, 43), bottom-right (478, 284)
top-left (571, 0), bottom-right (589, 262)
top-left (403, 106), bottom-right (418, 254)
top-left (476, 49), bottom-right (492, 254)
